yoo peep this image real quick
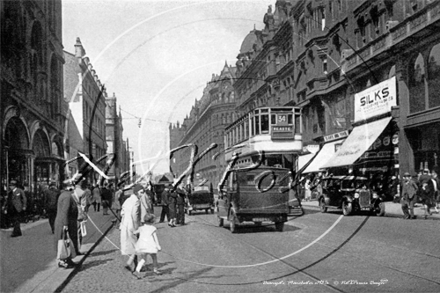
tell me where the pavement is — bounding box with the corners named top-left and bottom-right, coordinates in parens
top-left (0, 209), bottom-right (117, 293)
top-left (2, 200), bottom-right (438, 293)
top-left (300, 200), bottom-right (440, 220)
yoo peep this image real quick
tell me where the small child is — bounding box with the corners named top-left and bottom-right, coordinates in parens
top-left (133, 214), bottom-right (162, 279)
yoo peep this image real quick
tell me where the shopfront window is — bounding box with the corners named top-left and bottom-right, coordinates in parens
top-left (409, 53), bottom-right (426, 114)
top-left (428, 43), bottom-right (440, 109)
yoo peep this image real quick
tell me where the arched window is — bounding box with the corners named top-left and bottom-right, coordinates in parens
top-left (408, 53), bottom-right (426, 113)
top-left (428, 44), bottom-right (440, 109)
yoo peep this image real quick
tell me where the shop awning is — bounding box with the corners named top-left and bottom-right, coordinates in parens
top-left (303, 140), bottom-right (343, 173)
top-left (321, 117), bottom-right (392, 169)
top-left (298, 153), bottom-right (315, 170)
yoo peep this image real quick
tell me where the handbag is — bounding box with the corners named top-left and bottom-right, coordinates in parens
top-left (57, 229), bottom-right (74, 260)
top-left (80, 221), bottom-right (87, 237)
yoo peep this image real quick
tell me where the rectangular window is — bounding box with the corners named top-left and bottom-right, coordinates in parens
top-left (261, 114), bottom-right (269, 133)
top-left (323, 58), bottom-right (328, 74)
top-left (255, 116), bottom-right (260, 135)
top-left (251, 117), bottom-right (254, 136)
top-left (271, 114), bottom-right (276, 125)
top-left (288, 114), bottom-right (293, 125)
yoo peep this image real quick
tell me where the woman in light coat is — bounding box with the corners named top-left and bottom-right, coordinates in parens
top-left (120, 184), bottom-right (141, 271)
top-left (304, 178), bottom-right (312, 201)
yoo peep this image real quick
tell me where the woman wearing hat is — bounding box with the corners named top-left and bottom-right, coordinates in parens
top-left (54, 183), bottom-right (79, 268)
top-left (418, 168), bottom-right (435, 219)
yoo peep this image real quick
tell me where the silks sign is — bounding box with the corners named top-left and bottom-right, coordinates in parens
top-left (354, 76), bottom-right (396, 122)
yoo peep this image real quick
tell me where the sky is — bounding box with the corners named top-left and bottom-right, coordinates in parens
top-left (62, 0), bottom-right (273, 176)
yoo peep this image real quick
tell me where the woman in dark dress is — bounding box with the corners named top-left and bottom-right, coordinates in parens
top-left (168, 188), bottom-right (177, 227)
top-left (54, 188), bottom-right (79, 268)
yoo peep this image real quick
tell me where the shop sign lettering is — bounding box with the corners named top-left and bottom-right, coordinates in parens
top-left (354, 76), bottom-right (396, 122)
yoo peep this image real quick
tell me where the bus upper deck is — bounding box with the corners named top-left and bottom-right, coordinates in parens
top-left (224, 106), bottom-right (303, 165)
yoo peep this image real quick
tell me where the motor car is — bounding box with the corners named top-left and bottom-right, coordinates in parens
top-left (317, 175), bottom-right (385, 216)
top-left (185, 186), bottom-right (214, 215)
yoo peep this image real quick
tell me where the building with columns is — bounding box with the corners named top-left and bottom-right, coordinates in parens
top-left (63, 38), bottom-right (107, 183)
top-left (1, 0), bottom-right (65, 195)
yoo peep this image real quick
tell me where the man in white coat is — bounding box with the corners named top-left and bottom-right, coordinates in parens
top-left (120, 184), bottom-right (142, 272)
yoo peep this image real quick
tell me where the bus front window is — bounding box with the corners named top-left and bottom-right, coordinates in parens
top-left (255, 115), bottom-right (260, 135)
top-left (261, 114), bottom-right (269, 133)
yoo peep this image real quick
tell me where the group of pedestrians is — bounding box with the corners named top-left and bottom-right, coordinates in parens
top-left (400, 166), bottom-right (440, 219)
top-left (159, 184), bottom-right (187, 227)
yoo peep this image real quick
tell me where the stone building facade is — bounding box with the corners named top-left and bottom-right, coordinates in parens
top-left (105, 93), bottom-right (130, 182)
top-left (169, 0), bottom-right (440, 190)
top-left (169, 63), bottom-right (237, 190)
top-left (64, 38), bottom-right (107, 183)
top-left (235, 0), bottom-right (440, 180)
top-left (1, 0), bottom-right (65, 194)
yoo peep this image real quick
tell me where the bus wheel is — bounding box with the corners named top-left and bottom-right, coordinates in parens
top-left (275, 222), bottom-right (284, 232)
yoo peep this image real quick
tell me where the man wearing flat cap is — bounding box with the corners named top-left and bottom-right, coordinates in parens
top-left (401, 172), bottom-right (418, 219)
top-left (6, 180), bottom-right (27, 237)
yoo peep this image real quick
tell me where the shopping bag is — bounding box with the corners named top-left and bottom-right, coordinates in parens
top-left (80, 221), bottom-right (87, 237)
top-left (57, 230), bottom-right (74, 260)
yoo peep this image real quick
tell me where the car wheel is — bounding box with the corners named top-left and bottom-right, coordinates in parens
top-left (342, 201), bottom-right (352, 216)
top-left (210, 209), bottom-right (214, 214)
top-left (217, 216), bottom-right (224, 227)
top-left (275, 222), bottom-right (284, 232)
top-left (206, 209), bottom-right (209, 214)
top-left (319, 197), bottom-right (327, 213)
top-left (375, 202), bottom-right (385, 217)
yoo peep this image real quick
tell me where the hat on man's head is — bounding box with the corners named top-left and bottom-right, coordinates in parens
top-left (132, 184), bottom-right (143, 194)
top-left (10, 180), bottom-right (17, 186)
top-left (403, 172), bottom-right (411, 177)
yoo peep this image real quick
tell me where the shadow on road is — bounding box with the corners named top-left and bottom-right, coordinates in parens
top-left (147, 267), bottom-right (215, 293)
top-left (79, 258), bottom-right (113, 270)
top-left (89, 249), bottom-right (118, 257)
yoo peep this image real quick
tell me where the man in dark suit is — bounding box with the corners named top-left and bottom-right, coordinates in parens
top-left (401, 172), bottom-right (418, 219)
top-left (6, 180), bottom-right (27, 237)
top-left (44, 183), bottom-right (60, 233)
top-left (159, 184), bottom-right (171, 223)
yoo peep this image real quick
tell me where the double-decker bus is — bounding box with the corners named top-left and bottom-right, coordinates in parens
top-left (217, 106), bottom-right (303, 232)
top-left (224, 106), bottom-right (303, 169)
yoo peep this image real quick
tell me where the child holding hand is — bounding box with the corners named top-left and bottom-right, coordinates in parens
top-left (133, 214), bottom-right (162, 279)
